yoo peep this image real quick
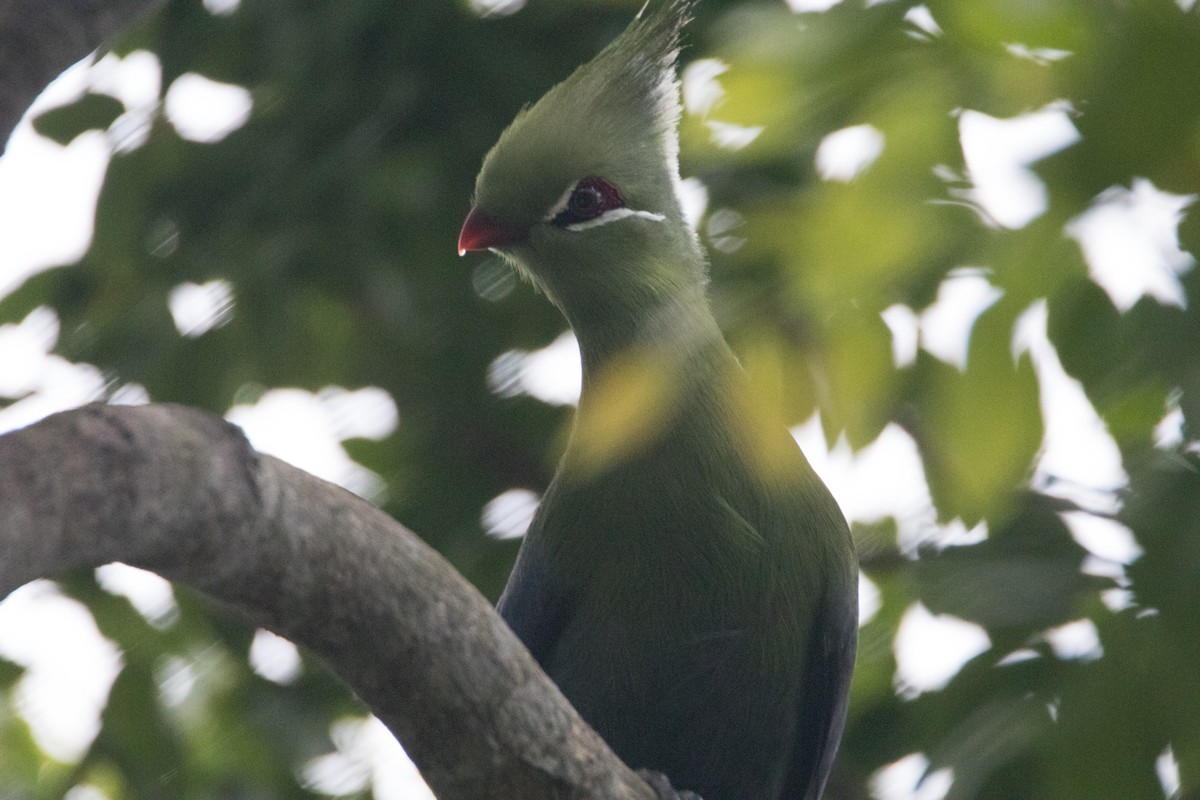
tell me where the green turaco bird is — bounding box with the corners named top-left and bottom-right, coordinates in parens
top-left (458, 2), bottom-right (857, 798)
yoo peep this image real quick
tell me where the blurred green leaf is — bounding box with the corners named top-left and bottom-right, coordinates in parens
top-left (32, 93), bottom-right (125, 145)
top-left (4, 0), bottom-right (1200, 797)
top-left (917, 493), bottom-right (1105, 632)
top-left (909, 305), bottom-right (1043, 525)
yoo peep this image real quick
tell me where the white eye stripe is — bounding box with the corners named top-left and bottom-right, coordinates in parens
top-left (544, 180), bottom-right (666, 231)
top-left (544, 182), bottom-right (576, 221)
top-left (563, 207), bottom-right (666, 232)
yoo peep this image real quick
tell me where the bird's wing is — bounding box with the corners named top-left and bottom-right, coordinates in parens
top-left (496, 537), bottom-right (575, 669)
top-left (783, 578), bottom-right (858, 800)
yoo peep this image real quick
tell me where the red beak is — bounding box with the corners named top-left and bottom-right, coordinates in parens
top-left (457, 207), bottom-right (528, 255)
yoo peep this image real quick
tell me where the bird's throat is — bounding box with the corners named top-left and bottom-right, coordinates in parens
top-left (565, 290), bottom-right (733, 479)
top-left (571, 284), bottom-right (722, 380)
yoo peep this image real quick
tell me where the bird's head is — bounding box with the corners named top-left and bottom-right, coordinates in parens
top-left (459, 0), bottom-right (705, 331)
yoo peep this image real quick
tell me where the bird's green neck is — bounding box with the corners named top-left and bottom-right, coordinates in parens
top-left (545, 229), bottom-right (719, 383)
top-left (559, 281), bottom-right (738, 479)
top-left (574, 285), bottom-right (727, 391)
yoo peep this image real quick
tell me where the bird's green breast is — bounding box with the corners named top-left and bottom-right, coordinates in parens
top-left (533, 344), bottom-right (845, 670)
top-left (514, 346), bottom-right (853, 799)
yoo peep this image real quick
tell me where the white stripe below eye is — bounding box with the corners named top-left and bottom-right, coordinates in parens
top-left (564, 207), bottom-right (666, 232)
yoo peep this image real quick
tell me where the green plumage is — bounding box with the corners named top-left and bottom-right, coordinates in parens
top-left (463, 3), bottom-right (857, 798)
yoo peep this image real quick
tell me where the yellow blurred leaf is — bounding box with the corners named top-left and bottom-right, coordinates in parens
top-left (566, 346), bottom-right (681, 478)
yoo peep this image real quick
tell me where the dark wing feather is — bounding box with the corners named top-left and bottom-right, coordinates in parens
top-left (782, 579), bottom-right (858, 800)
top-left (496, 537), bottom-right (574, 669)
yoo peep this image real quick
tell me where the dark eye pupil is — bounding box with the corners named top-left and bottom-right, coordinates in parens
top-left (570, 186), bottom-right (602, 215)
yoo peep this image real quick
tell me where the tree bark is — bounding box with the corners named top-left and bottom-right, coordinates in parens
top-left (0, 0), bottom-right (166, 153)
top-left (0, 403), bottom-right (656, 800)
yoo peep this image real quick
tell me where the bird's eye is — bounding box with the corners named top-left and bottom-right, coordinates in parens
top-left (551, 177), bottom-right (625, 227)
top-left (569, 185), bottom-right (603, 216)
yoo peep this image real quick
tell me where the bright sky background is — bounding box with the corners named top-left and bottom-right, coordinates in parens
top-left (0, 3), bottom-right (1195, 799)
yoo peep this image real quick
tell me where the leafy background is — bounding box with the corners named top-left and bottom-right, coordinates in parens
top-left (1, 0), bottom-right (1199, 797)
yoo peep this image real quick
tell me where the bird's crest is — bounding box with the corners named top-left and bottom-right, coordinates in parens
top-left (597, 0), bottom-right (696, 163)
top-left (473, 0), bottom-right (697, 227)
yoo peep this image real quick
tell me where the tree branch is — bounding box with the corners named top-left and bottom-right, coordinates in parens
top-left (0, 0), bottom-right (166, 153)
top-left (0, 403), bottom-right (655, 800)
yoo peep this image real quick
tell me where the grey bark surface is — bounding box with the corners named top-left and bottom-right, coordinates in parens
top-left (0, 0), bottom-right (165, 153)
top-left (0, 403), bottom-right (658, 800)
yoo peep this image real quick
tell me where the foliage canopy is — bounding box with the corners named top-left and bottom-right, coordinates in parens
top-left (1, 0), bottom-right (1198, 797)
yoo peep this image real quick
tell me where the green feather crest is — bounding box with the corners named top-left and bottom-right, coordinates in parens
top-left (472, 0), bottom-right (697, 227)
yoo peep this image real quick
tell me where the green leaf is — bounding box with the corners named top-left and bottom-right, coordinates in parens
top-left (910, 301), bottom-right (1043, 525)
top-left (917, 493), bottom-right (1105, 632)
top-left (32, 94), bottom-right (126, 145)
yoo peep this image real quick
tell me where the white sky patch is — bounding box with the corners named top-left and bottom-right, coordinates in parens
top-left (894, 603), bottom-right (991, 698)
top-left (1155, 393), bottom-right (1185, 449)
top-left (482, 488), bottom-right (541, 540)
top-left (65, 787), bottom-right (109, 800)
top-left (904, 5), bottom-right (943, 39)
top-left (0, 308), bottom-right (108, 435)
top-left (1158, 745), bottom-right (1182, 799)
top-left (1060, 511), bottom-right (1142, 565)
top-left (1005, 43), bottom-right (1073, 66)
top-left (1066, 178), bottom-right (1196, 312)
top-left (681, 59), bottom-right (728, 118)
top-left (956, 104), bottom-right (1081, 229)
top-left (1014, 301), bottom-right (1127, 512)
top-left (90, 50), bottom-right (161, 152)
top-left (871, 752), bottom-right (954, 800)
top-left (94, 563), bottom-right (179, 627)
top-left (859, 572), bottom-right (882, 627)
top-left (489, 330), bottom-right (582, 407)
top-left (203, 0), bottom-right (242, 14)
top-left (303, 717), bottom-right (436, 800)
top-left (168, 279), bottom-right (235, 337)
top-left (882, 304), bottom-right (921, 368)
top-left (304, 721), bottom-right (370, 795)
top-left (0, 306), bottom-right (59, 397)
top-left (320, 385), bottom-right (399, 442)
top-left (816, 123), bottom-right (885, 182)
top-left (704, 120), bottom-right (764, 150)
top-left (0, 581), bottom-right (123, 762)
top-left (785, 0), bottom-right (846, 11)
top-left (1061, 510), bottom-right (1142, 580)
top-left (226, 387), bottom-right (398, 499)
top-left (111, 383), bottom-right (150, 406)
top-left (0, 130), bottom-right (107, 297)
top-left (792, 417), bottom-right (983, 553)
top-left (0, 50), bottom-right (164, 298)
top-left (680, 58), bottom-right (764, 150)
top-left (996, 647), bottom-right (1040, 667)
top-left (0, 359), bottom-right (107, 434)
top-left (249, 629), bottom-right (303, 685)
top-left (1100, 586), bottom-right (1136, 612)
top-left (1042, 618), bottom-right (1103, 661)
top-left (919, 269), bottom-right (1004, 370)
top-left (879, 271), bottom-right (1008, 373)
top-left (165, 73), bottom-right (253, 143)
